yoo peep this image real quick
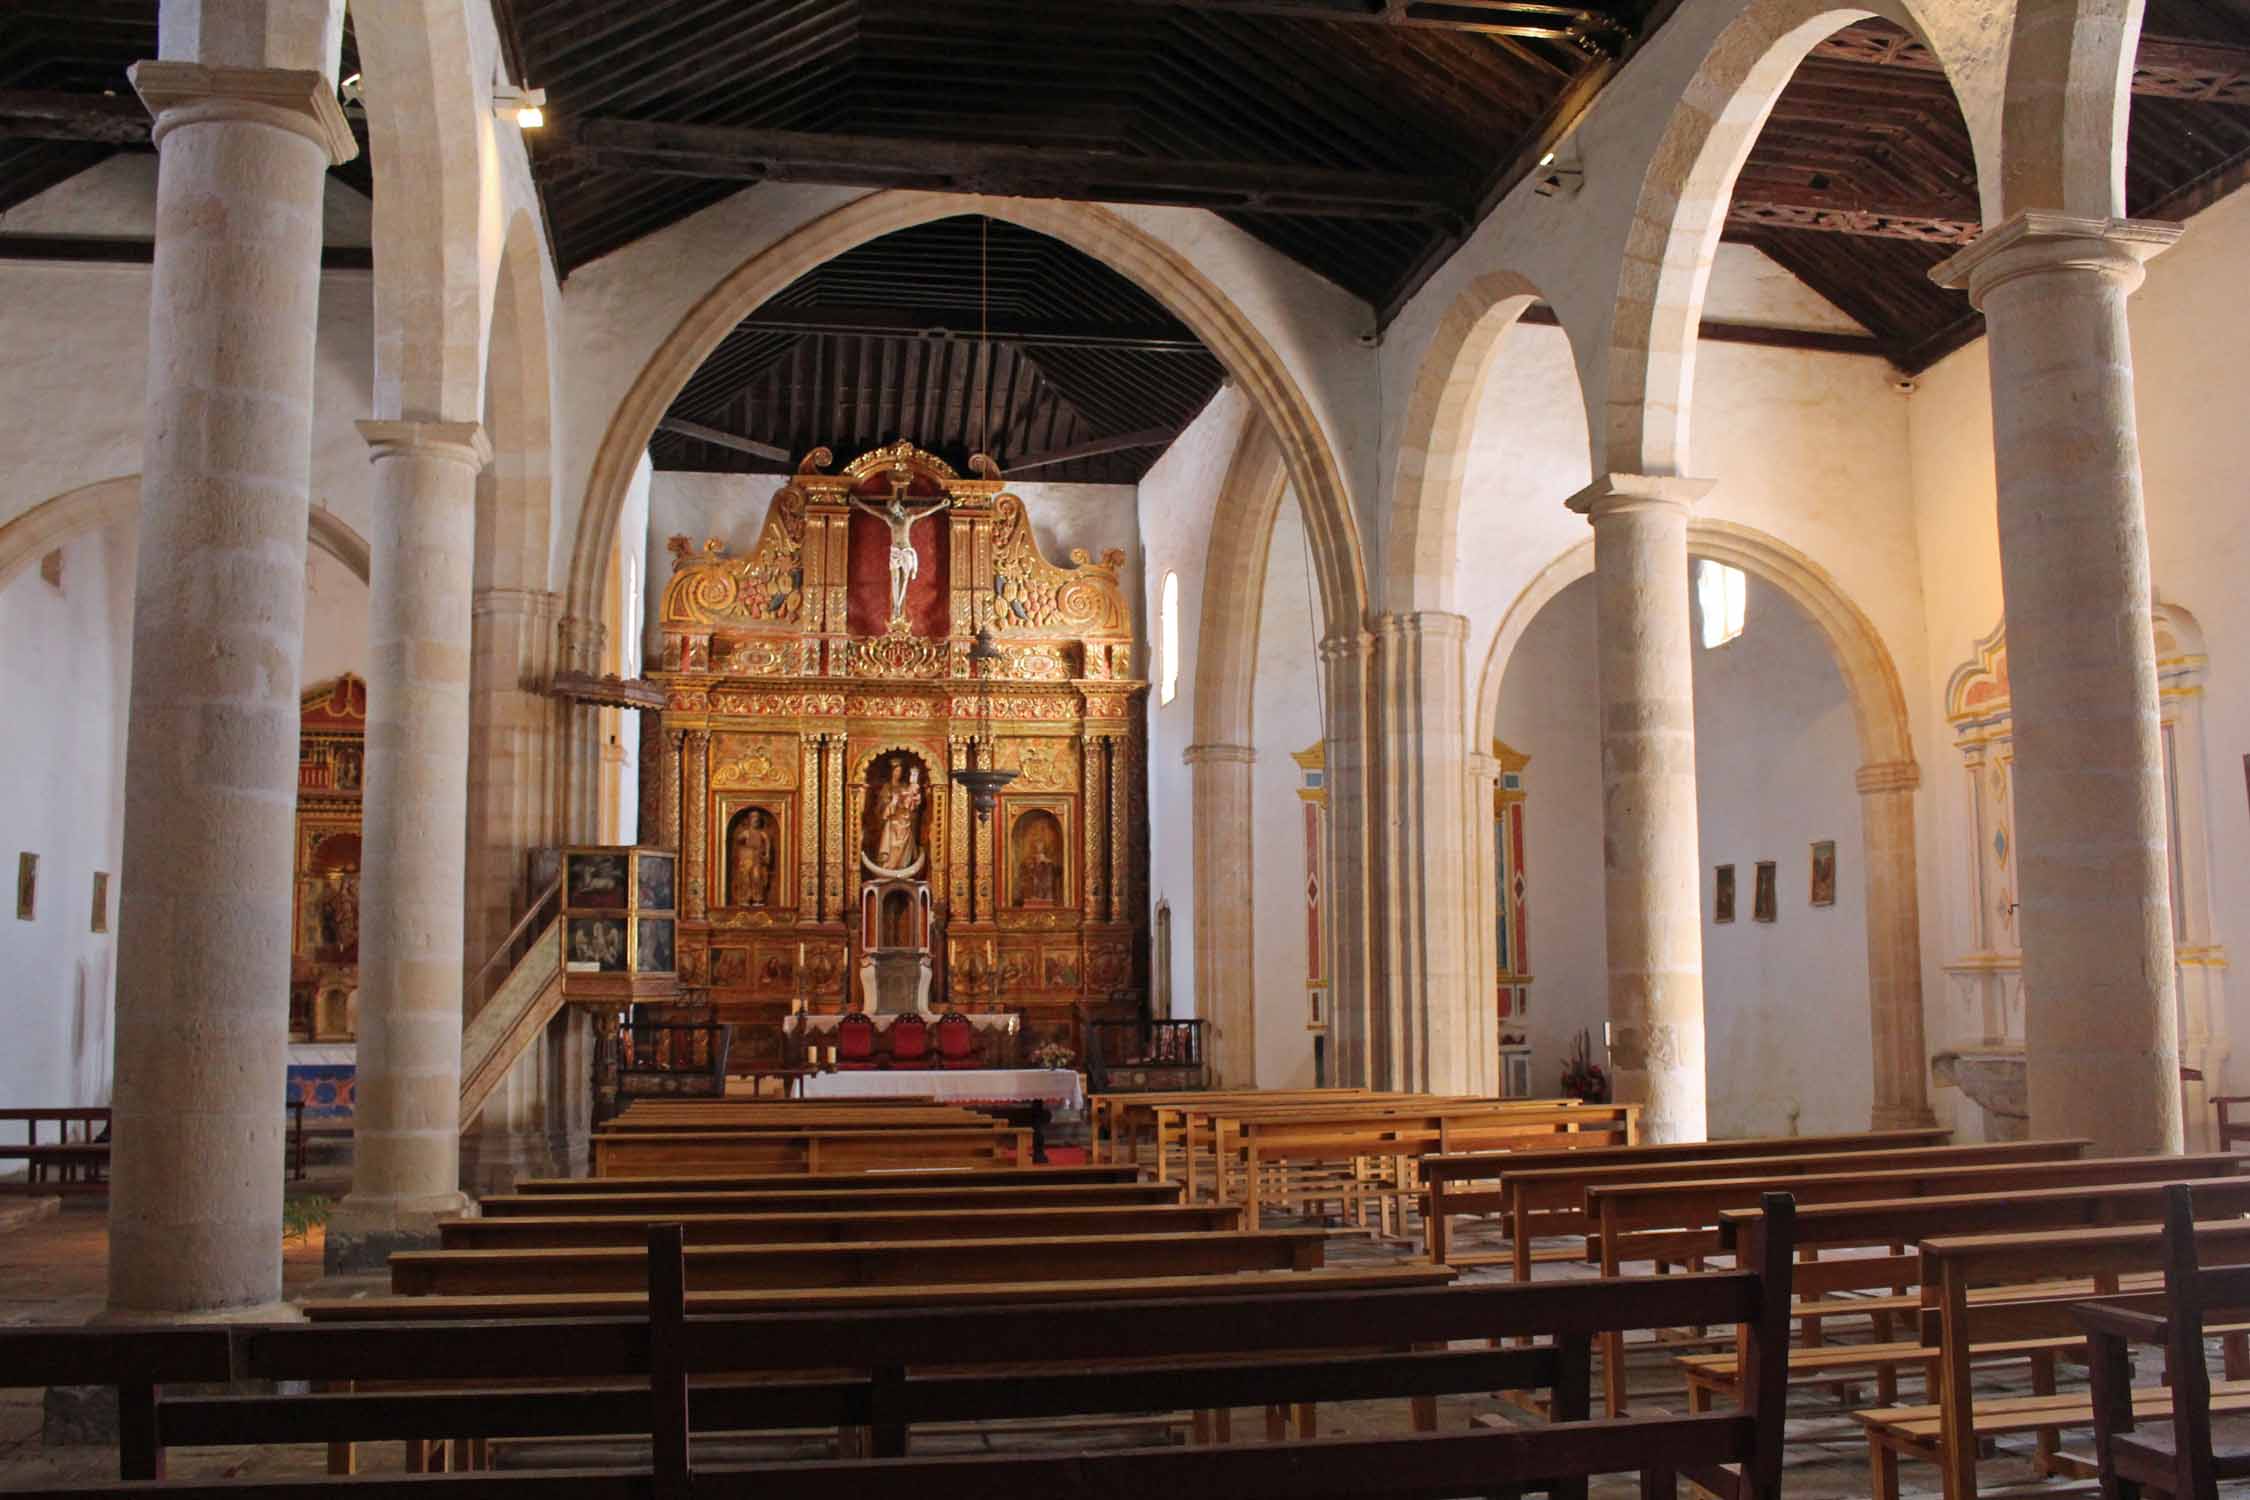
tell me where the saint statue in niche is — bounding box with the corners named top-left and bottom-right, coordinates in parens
top-left (729, 808), bottom-right (774, 907)
top-left (1017, 818), bottom-right (1062, 906)
top-left (864, 762), bottom-right (927, 877)
top-left (849, 479), bottom-right (950, 624)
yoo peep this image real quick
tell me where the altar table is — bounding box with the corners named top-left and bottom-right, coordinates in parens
top-left (800, 1067), bottom-right (1084, 1113)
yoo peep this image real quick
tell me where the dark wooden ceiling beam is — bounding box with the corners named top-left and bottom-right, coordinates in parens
top-left (1105, 0), bottom-right (1630, 48)
top-left (1005, 424), bottom-right (1182, 474)
top-left (1811, 25), bottom-right (2250, 105)
top-left (546, 117), bottom-right (1469, 222)
top-left (0, 89), bottom-right (148, 145)
top-left (654, 416), bottom-right (793, 463)
top-left (0, 233), bottom-right (374, 269)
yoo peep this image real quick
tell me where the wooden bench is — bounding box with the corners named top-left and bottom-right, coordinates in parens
top-left (3, 1195), bottom-right (1799, 1498)
top-left (2078, 1183), bottom-right (2250, 1500)
top-left (440, 1201), bottom-right (1245, 1249)
top-left (1588, 1152), bottom-right (2236, 1416)
top-left (591, 1124), bottom-right (1032, 1177)
top-left (1232, 1102), bottom-right (1641, 1229)
top-left (390, 1227), bottom-right (1332, 1295)
top-left (1173, 1095), bottom-right (1565, 1198)
top-left (1089, 1088), bottom-right (1370, 1166)
top-left (479, 1179), bottom-right (1183, 1218)
top-left (1424, 1131), bottom-right (2014, 1271)
top-left (520, 1162), bottom-right (1137, 1194)
top-left (0, 1105), bottom-right (113, 1193)
top-left (1865, 1213), bottom-right (2250, 1500)
top-left (1149, 1090), bottom-right (1413, 1182)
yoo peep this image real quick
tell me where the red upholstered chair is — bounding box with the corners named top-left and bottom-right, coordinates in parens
top-left (935, 1011), bottom-right (979, 1070)
top-left (836, 1012), bottom-right (879, 1071)
top-left (889, 1013), bottom-right (931, 1069)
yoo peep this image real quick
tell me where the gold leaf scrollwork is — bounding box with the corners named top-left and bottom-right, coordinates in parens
top-left (660, 488), bottom-right (808, 629)
top-left (990, 494), bottom-right (1129, 639)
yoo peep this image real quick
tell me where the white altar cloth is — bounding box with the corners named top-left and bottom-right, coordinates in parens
top-left (801, 1067), bottom-right (1084, 1112)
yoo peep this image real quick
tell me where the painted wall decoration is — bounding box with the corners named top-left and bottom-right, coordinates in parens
top-left (1491, 740), bottom-right (1532, 1031)
top-left (1810, 840), bottom-right (1837, 908)
top-left (1293, 742), bottom-right (1329, 1035)
top-left (652, 442), bottom-right (1147, 1061)
top-left (1753, 861), bottom-right (1778, 924)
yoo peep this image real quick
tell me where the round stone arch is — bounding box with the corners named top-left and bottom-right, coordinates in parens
top-left (564, 191), bottom-right (1371, 645)
top-left (349, 0), bottom-right (490, 424)
top-left (1472, 517), bottom-right (1933, 1126)
top-left (0, 475), bottom-right (371, 591)
top-left (1600, 0), bottom-right (1996, 477)
top-left (1998, 0), bottom-right (2140, 219)
top-left (1384, 270), bottom-right (1556, 614)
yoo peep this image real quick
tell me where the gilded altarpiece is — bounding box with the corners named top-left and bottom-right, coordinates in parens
top-left (651, 444), bottom-right (1148, 1061)
top-left (291, 674), bottom-right (367, 1043)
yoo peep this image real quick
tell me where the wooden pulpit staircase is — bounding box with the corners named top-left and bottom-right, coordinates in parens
top-left (458, 877), bottom-right (565, 1131)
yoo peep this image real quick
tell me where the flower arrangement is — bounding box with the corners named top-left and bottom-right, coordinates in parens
top-left (1030, 1039), bottom-right (1077, 1071)
top-left (1560, 1028), bottom-right (1610, 1103)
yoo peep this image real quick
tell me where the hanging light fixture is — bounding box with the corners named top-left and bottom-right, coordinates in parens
top-left (951, 625), bottom-right (1017, 821)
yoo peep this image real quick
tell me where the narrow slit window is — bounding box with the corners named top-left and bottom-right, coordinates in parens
top-left (1160, 570), bottom-right (1181, 705)
top-left (1696, 559), bottom-right (1746, 650)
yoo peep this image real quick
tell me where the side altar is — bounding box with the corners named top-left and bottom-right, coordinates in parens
top-left (646, 441), bottom-right (1148, 1063)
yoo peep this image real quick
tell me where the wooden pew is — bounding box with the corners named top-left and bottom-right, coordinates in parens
top-left (1865, 1212), bottom-right (2250, 1500)
top-left (516, 1162), bottom-right (1140, 1194)
top-left (1149, 1090), bottom-right (1408, 1181)
top-left (1419, 1126), bottom-right (1954, 1265)
top-left (1184, 1095), bottom-right (1580, 1206)
top-left (2077, 1184), bottom-right (2250, 1500)
top-left (591, 1124), bottom-right (1031, 1177)
top-left (1475, 1137), bottom-right (2082, 1281)
top-left (390, 1227), bottom-right (1331, 1295)
top-left (1090, 1088), bottom-right (1369, 1166)
top-left (1234, 1102), bottom-right (1641, 1229)
top-left (480, 1179), bottom-right (1184, 1218)
top-left (440, 1201), bottom-right (1245, 1249)
top-left (3, 1195), bottom-right (1800, 1497)
top-left (1587, 1152), bottom-right (2236, 1416)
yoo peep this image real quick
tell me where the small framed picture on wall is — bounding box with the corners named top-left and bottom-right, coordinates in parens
top-left (15, 852), bottom-right (34, 921)
top-left (1809, 840), bottom-right (1837, 908)
top-left (90, 872), bottom-right (109, 934)
top-left (1714, 864), bottom-right (1736, 923)
top-left (1753, 860), bottom-right (1778, 923)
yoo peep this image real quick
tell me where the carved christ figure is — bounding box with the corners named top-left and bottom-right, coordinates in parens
top-left (867, 763), bottom-right (925, 875)
top-left (849, 483), bottom-right (950, 623)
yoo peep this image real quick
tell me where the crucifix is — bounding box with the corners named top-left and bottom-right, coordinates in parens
top-left (849, 476), bottom-right (951, 625)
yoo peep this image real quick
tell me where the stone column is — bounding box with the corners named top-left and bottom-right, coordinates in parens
top-left (106, 61), bottom-right (354, 1319)
top-left (1857, 761), bottom-right (1935, 1128)
top-left (1371, 611), bottom-right (1481, 1094)
top-left (1318, 630), bottom-right (1378, 1086)
top-left (1186, 743), bottom-right (1256, 1086)
top-left (1933, 213), bottom-right (2184, 1155)
top-left (464, 585), bottom-right (559, 992)
top-left (327, 421), bottom-right (490, 1269)
top-left (1567, 474), bottom-right (1714, 1143)
top-left (556, 615), bottom-right (607, 841)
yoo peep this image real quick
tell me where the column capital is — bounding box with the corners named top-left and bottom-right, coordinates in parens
top-left (1855, 759), bottom-right (1923, 795)
top-left (1318, 629), bottom-right (1373, 664)
top-left (358, 419), bottom-right (492, 471)
top-left (471, 586), bottom-right (560, 623)
top-left (1931, 212), bottom-right (2181, 308)
top-left (1183, 742), bottom-right (1256, 766)
top-left (1466, 751), bottom-right (1502, 780)
top-left (130, 61), bottom-right (358, 166)
top-left (1372, 610), bottom-right (1471, 643)
top-left (1565, 473), bottom-right (1716, 522)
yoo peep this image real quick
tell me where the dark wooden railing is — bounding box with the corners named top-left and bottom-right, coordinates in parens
top-left (1086, 1017), bottom-right (1208, 1092)
top-left (595, 1013), bottom-right (733, 1123)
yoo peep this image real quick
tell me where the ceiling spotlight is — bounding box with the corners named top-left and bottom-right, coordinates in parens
top-left (338, 72), bottom-right (364, 108)
top-left (1532, 145), bottom-right (1583, 199)
top-left (494, 85), bottom-right (547, 129)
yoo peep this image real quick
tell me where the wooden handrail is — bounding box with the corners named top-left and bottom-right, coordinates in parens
top-left (467, 875), bottom-right (561, 1008)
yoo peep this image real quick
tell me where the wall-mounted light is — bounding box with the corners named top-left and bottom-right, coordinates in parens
top-left (494, 85), bottom-right (547, 130)
top-left (338, 72), bottom-right (364, 108)
top-left (1532, 146), bottom-right (1584, 199)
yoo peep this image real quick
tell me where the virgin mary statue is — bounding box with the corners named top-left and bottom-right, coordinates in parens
top-left (865, 763), bottom-right (926, 876)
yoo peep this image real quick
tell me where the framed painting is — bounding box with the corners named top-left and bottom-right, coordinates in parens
top-left (634, 916), bottom-right (676, 975)
top-left (15, 852), bottom-right (33, 921)
top-left (90, 871), bottom-right (109, 934)
top-left (636, 851), bottom-right (676, 913)
top-left (1810, 840), bottom-right (1837, 907)
top-left (1005, 799), bottom-right (1072, 909)
top-left (565, 915), bottom-right (630, 973)
top-left (1753, 860), bottom-right (1778, 923)
top-left (564, 850), bottom-right (631, 912)
top-left (1714, 864), bottom-right (1736, 924)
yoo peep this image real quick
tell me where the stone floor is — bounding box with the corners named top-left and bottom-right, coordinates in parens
top-left (0, 1188), bottom-right (2203, 1496)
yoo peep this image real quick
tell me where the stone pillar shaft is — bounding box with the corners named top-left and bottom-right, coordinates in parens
top-left (1186, 743), bottom-right (1256, 1086)
top-left (1318, 631), bottom-right (1377, 1086)
top-left (1933, 213), bottom-right (2184, 1154)
top-left (1858, 761), bottom-right (1935, 1128)
top-left (1466, 752), bottom-right (1504, 1094)
top-left (107, 61), bottom-right (352, 1317)
top-left (1568, 474), bottom-right (1713, 1144)
top-left (330, 420), bottom-right (489, 1264)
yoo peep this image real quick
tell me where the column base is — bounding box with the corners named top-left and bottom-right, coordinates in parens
top-left (1869, 1103), bottom-right (1939, 1130)
top-left (323, 1190), bottom-right (477, 1275)
top-left (460, 1128), bottom-right (563, 1199)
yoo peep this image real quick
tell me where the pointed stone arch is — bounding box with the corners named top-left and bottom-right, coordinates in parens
top-left (0, 476), bottom-right (370, 590)
top-left (1473, 518), bottom-right (1933, 1126)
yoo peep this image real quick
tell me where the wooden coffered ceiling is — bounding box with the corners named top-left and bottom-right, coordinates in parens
top-left (6, 0), bottom-right (2250, 473)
